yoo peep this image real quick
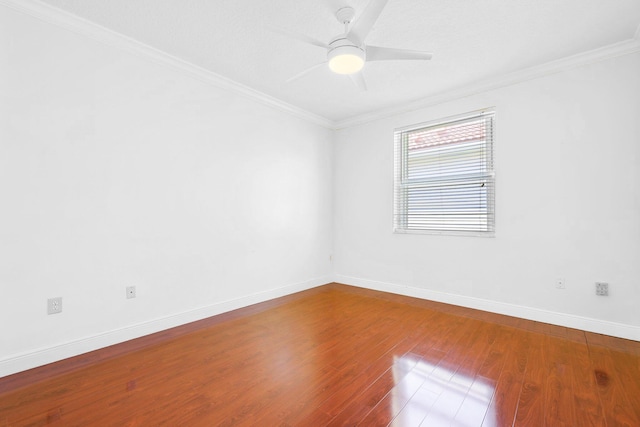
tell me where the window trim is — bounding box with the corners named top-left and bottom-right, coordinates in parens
top-left (393, 108), bottom-right (496, 237)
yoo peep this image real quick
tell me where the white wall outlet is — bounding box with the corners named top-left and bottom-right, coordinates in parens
top-left (126, 286), bottom-right (136, 299)
top-left (555, 278), bottom-right (565, 289)
top-left (47, 297), bottom-right (62, 315)
top-left (595, 282), bottom-right (609, 296)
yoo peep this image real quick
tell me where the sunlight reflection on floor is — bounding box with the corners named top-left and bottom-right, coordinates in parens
top-left (390, 355), bottom-right (496, 426)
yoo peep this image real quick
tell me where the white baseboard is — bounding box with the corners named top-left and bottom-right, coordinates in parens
top-left (335, 274), bottom-right (640, 342)
top-left (0, 276), bottom-right (331, 378)
top-left (4, 274), bottom-right (637, 378)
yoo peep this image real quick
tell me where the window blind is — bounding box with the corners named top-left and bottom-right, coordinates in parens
top-left (394, 110), bottom-right (495, 235)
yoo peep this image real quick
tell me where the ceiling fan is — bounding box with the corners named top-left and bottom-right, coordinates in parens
top-left (276, 0), bottom-right (432, 90)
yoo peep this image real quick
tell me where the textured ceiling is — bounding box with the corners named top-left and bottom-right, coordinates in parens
top-left (36, 0), bottom-right (640, 123)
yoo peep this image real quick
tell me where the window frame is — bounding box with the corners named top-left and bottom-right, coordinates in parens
top-left (393, 108), bottom-right (496, 237)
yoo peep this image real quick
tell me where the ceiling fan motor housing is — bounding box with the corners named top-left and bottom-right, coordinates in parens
top-left (327, 37), bottom-right (366, 74)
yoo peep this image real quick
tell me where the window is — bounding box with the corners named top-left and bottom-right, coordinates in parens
top-left (394, 109), bottom-right (495, 235)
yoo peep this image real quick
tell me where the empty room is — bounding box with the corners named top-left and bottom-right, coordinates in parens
top-left (1, 0), bottom-right (639, 425)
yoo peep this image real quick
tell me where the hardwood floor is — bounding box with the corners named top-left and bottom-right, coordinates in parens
top-left (1, 283), bottom-right (639, 426)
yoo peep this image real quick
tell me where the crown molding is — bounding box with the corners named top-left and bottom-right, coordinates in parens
top-left (2, 0), bottom-right (639, 132)
top-left (0, 0), bottom-right (334, 129)
top-left (334, 37), bottom-right (640, 130)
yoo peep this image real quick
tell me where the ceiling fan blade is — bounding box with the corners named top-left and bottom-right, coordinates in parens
top-left (366, 45), bottom-right (433, 61)
top-left (286, 62), bottom-right (327, 83)
top-left (348, 0), bottom-right (389, 45)
top-left (348, 72), bottom-right (367, 91)
top-left (269, 26), bottom-right (328, 49)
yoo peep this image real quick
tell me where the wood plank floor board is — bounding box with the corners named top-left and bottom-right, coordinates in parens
top-left (1, 283), bottom-right (639, 426)
top-left (292, 296), bottom-right (442, 422)
top-left (389, 386), bottom-right (439, 427)
top-left (332, 310), bottom-right (470, 425)
top-left (542, 334), bottom-right (575, 427)
top-left (450, 375), bottom-right (497, 427)
top-left (606, 349), bottom-right (640, 425)
top-left (566, 339), bottom-right (606, 427)
top-left (589, 345), bottom-right (640, 427)
top-left (357, 345), bottom-right (451, 426)
top-left (298, 336), bottom-right (429, 425)
top-left (448, 323), bottom-right (507, 427)
top-left (475, 326), bottom-right (513, 382)
top-left (252, 324), bottom-right (416, 425)
top-left (385, 319), bottom-right (498, 426)
top-left (511, 332), bottom-right (543, 427)
top-left (325, 351), bottom-right (423, 425)
top-left (482, 329), bottom-right (531, 427)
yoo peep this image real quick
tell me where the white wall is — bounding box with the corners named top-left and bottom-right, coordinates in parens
top-left (0, 6), bottom-right (333, 375)
top-left (334, 52), bottom-right (640, 339)
top-left (1, 2), bottom-right (638, 379)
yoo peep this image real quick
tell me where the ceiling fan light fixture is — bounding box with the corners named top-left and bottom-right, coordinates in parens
top-left (328, 45), bottom-right (365, 74)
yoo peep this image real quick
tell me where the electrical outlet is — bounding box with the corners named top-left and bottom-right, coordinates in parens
top-left (595, 282), bottom-right (609, 296)
top-left (555, 278), bottom-right (565, 289)
top-left (126, 286), bottom-right (136, 299)
top-left (48, 297), bottom-right (62, 315)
